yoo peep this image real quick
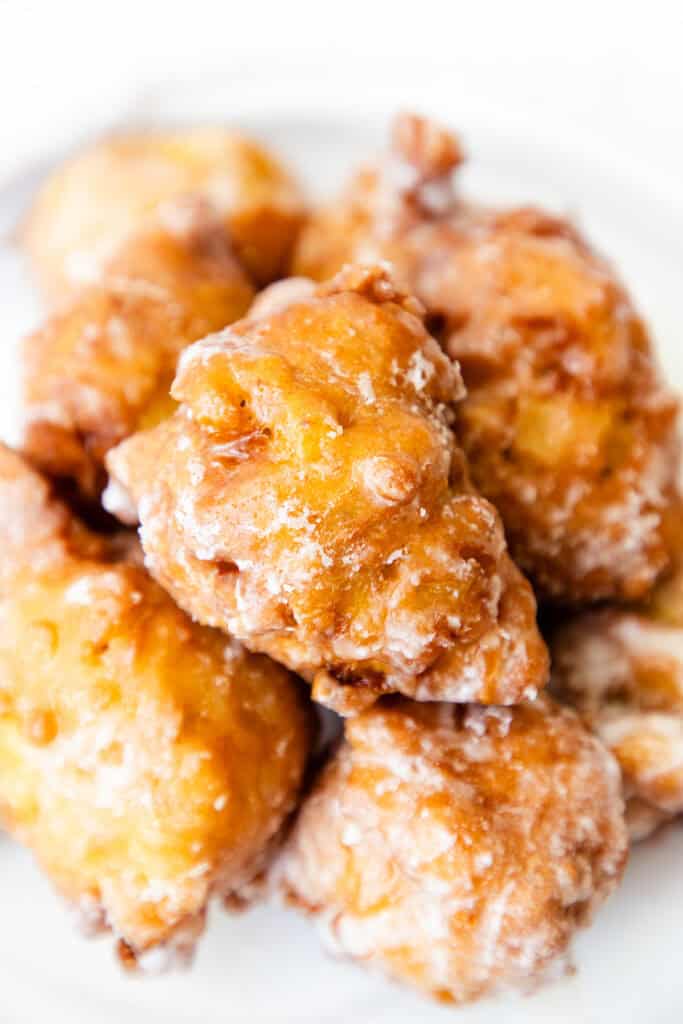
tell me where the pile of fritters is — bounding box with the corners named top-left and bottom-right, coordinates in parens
top-left (2, 113), bottom-right (680, 1006)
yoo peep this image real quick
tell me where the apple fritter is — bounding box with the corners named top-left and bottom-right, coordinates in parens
top-left (106, 264), bottom-right (548, 713)
top-left (23, 127), bottom-right (306, 299)
top-left (0, 445), bottom-right (311, 966)
top-left (22, 199), bottom-right (254, 500)
top-left (293, 114), bottom-right (680, 603)
top-left (552, 529), bottom-right (683, 837)
top-left (276, 695), bottom-right (627, 1005)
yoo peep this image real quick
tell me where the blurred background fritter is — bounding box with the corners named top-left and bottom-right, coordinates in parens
top-left (23, 127), bottom-right (306, 300)
top-left (294, 114), bottom-right (680, 604)
top-left (551, 511), bottom-right (683, 838)
top-left (23, 198), bottom-right (254, 501)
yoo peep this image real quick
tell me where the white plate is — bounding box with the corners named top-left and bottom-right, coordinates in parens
top-left (1, 85), bottom-right (682, 1024)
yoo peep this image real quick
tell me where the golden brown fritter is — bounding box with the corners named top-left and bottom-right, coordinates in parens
top-left (276, 695), bottom-right (627, 1005)
top-left (23, 127), bottom-right (306, 300)
top-left (106, 265), bottom-right (548, 714)
top-left (293, 114), bottom-right (680, 603)
top-left (551, 518), bottom-right (683, 837)
top-left (0, 445), bottom-right (311, 965)
top-left (22, 199), bottom-right (254, 500)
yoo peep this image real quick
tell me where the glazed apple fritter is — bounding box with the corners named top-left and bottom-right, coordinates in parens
top-left (293, 114), bottom-right (680, 603)
top-left (23, 127), bottom-right (306, 300)
top-left (22, 198), bottom-right (255, 500)
top-left (276, 695), bottom-right (627, 1005)
top-left (0, 444), bottom-right (311, 965)
top-left (552, 519), bottom-right (683, 838)
top-left (106, 265), bottom-right (548, 714)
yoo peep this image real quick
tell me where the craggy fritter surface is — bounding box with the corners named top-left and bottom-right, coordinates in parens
top-left (23, 199), bottom-right (254, 500)
top-left (552, 518), bottom-right (683, 836)
top-left (0, 445), bottom-right (311, 965)
top-left (23, 127), bottom-right (306, 299)
top-left (107, 265), bottom-right (548, 713)
top-left (276, 696), bottom-right (627, 1005)
top-left (293, 114), bottom-right (680, 603)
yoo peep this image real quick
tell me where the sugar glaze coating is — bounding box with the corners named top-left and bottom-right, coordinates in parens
top-left (277, 696), bottom-right (627, 1004)
top-left (552, 522), bottom-right (683, 836)
top-left (108, 265), bottom-right (548, 712)
top-left (294, 114), bottom-right (680, 602)
top-left (23, 199), bottom-right (254, 500)
top-left (0, 445), bottom-right (311, 964)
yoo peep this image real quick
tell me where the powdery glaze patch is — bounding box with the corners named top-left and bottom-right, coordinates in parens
top-left (511, 432), bottom-right (679, 603)
top-left (0, 445), bottom-right (311, 963)
top-left (102, 476), bottom-right (139, 525)
top-left (275, 696), bottom-right (627, 1005)
top-left (124, 911), bottom-right (206, 974)
top-left (107, 265), bottom-right (548, 712)
top-left (292, 113), bottom-right (680, 603)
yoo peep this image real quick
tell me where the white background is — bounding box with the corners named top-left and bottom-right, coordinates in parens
top-left (0, 0), bottom-right (682, 186)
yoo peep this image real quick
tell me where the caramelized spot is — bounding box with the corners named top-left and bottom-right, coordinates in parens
top-left (23, 709), bottom-right (58, 747)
